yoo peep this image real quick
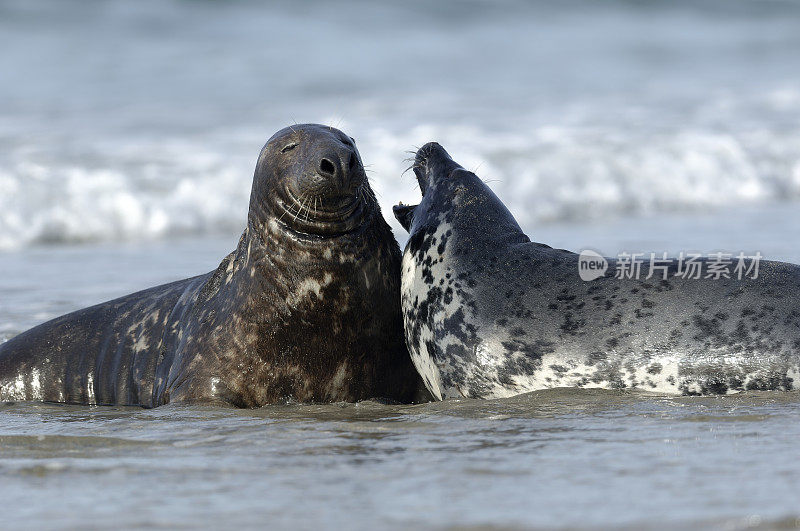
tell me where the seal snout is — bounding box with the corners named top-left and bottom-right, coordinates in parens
top-left (316, 143), bottom-right (361, 192)
top-left (394, 142), bottom-right (459, 233)
top-left (413, 142), bottom-right (460, 196)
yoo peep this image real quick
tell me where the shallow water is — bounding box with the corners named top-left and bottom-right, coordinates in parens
top-left (3, 0), bottom-right (800, 527)
top-left (2, 391), bottom-right (800, 529)
top-left (2, 208), bottom-right (800, 529)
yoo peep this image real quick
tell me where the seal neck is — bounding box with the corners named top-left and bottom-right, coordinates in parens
top-left (412, 169), bottom-right (529, 251)
top-left (241, 207), bottom-right (389, 276)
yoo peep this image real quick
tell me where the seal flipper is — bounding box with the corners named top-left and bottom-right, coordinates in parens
top-left (393, 204), bottom-right (417, 232)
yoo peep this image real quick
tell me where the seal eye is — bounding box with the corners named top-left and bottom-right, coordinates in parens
top-left (281, 142), bottom-right (298, 153)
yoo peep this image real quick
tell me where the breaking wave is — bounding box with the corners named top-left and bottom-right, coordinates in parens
top-left (1, 119), bottom-right (800, 249)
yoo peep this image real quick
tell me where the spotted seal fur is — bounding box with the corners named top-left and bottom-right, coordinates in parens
top-left (0, 124), bottom-right (423, 407)
top-left (394, 142), bottom-right (800, 399)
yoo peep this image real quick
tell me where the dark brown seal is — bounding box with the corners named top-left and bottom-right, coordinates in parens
top-left (0, 124), bottom-right (423, 407)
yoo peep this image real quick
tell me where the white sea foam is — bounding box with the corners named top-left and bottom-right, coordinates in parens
top-left (0, 136), bottom-right (254, 249)
top-left (1, 0), bottom-right (799, 248)
top-left (1, 120), bottom-right (800, 249)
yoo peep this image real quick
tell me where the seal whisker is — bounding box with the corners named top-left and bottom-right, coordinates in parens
top-left (277, 194), bottom-right (302, 224)
top-left (292, 191), bottom-right (310, 223)
top-left (358, 181), bottom-right (376, 203)
top-left (298, 194), bottom-right (309, 223)
top-left (277, 190), bottom-right (307, 224)
top-left (367, 184), bottom-right (379, 202)
top-left (359, 183), bottom-right (377, 208)
top-left (277, 203), bottom-right (291, 223)
top-left (302, 194), bottom-right (314, 223)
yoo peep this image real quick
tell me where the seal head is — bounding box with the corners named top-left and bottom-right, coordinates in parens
top-left (252, 124), bottom-right (369, 237)
top-left (393, 142), bottom-right (461, 233)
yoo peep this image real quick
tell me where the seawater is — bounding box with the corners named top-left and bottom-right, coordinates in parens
top-left (2, 210), bottom-right (800, 529)
top-left (2, 0), bottom-right (800, 528)
top-left (1, 392), bottom-right (800, 529)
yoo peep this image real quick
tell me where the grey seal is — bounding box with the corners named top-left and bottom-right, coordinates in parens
top-left (393, 142), bottom-right (800, 399)
top-left (0, 124), bottom-right (423, 407)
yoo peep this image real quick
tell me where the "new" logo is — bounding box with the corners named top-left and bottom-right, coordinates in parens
top-left (578, 250), bottom-right (608, 281)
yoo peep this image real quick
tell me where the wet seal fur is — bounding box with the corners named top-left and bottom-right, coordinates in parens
top-left (394, 142), bottom-right (800, 399)
top-left (0, 124), bottom-right (423, 407)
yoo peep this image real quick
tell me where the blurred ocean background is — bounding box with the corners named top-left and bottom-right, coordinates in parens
top-left (2, 0), bottom-right (800, 529)
top-left (2, 0), bottom-right (800, 250)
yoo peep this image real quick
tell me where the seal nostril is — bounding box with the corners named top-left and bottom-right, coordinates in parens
top-left (348, 153), bottom-right (357, 170)
top-left (320, 158), bottom-right (336, 176)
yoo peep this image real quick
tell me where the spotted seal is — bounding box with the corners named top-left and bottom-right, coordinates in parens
top-left (0, 124), bottom-right (423, 407)
top-left (393, 142), bottom-right (800, 399)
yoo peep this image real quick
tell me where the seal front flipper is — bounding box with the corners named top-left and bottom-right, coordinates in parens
top-left (393, 204), bottom-right (417, 232)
